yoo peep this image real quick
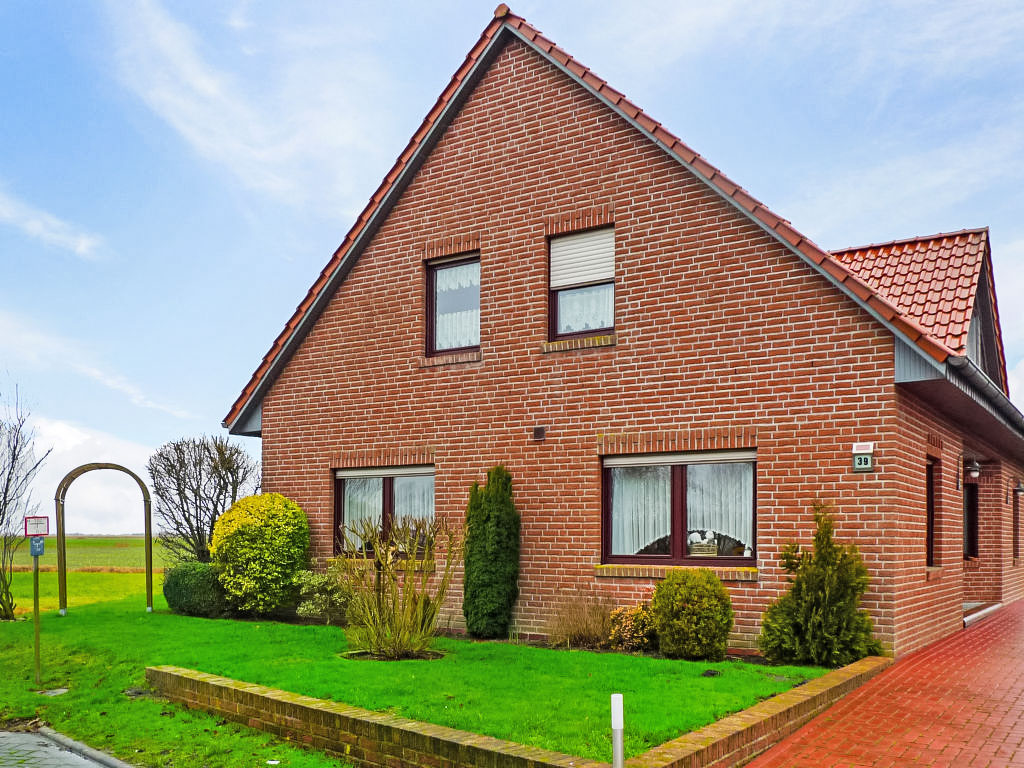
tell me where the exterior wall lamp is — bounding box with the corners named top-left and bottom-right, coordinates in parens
top-left (1015, 480), bottom-right (1024, 498)
top-left (956, 454), bottom-right (982, 489)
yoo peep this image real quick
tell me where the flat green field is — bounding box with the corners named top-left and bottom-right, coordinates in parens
top-left (13, 536), bottom-right (171, 571)
top-left (7, 571), bottom-right (152, 616)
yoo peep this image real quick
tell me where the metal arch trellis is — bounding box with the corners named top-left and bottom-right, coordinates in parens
top-left (54, 463), bottom-right (153, 615)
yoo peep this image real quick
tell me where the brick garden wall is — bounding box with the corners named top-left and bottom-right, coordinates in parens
top-left (146, 658), bottom-right (892, 768)
top-left (256, 34), bottom-right (1018, 656)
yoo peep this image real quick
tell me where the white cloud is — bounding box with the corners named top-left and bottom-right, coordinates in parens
top-left (0, 184), bottom-right (104, 259)
top-left (782, 123), bottom-right (1024, 248)
top-left (30, 417), bottom-right (154, 535)
top-left (585, 1), bottom-right (1024, 87)
top-left (0, 309), bottom-right (190, 419)
top-left (102, 0), bottom-right (391, 213)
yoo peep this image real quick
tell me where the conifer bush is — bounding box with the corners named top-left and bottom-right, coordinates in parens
top-left (210, 492), bottom-right (310, 615)
top-left (609, 602), bottom-right (658, 652)
top-left (462, 465), bottom-right (520, 638)
top-left (758, 502), bottom-right (884, 667)
top-left (162, 561), bottom-right (228, 618)
top-left (651, 568), bottom-right (733, 660)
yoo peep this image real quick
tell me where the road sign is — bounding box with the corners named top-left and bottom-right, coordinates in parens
top-left (30, 536), bottom-right (44, 557)
top-left (24, 516), bottom-right (49, 536)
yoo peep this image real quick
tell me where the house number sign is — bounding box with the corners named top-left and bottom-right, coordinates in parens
top-left (852, 442), bottom-right (875, 473)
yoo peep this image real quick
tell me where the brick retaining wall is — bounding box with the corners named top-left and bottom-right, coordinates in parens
top-left (146, 656), bottom-right (891, 768)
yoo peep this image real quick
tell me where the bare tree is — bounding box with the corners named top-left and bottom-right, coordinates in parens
top-left (147, 436), bottom-right (259, 563)
top-left (0, 391), bottom-right (50, 620)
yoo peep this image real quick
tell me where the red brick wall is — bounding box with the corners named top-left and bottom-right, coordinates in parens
top-left (890, 391), bottom-right (1024, 653)
top-left (256, 36), bottom-right (1007, 655)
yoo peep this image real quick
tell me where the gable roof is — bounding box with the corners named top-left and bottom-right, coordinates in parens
top-left (223, 5), bottom-right (999, 433)
top-left (833, 228), bottom-right (1009, 391)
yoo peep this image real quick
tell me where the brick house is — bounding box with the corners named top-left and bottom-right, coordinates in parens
top-left (225, 6), bottom-right (1024, 657)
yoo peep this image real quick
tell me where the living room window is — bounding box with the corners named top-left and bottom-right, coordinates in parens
top-left (549, 228), bottom-right (614, 339)
top-left (602, 451), bottom-right (755, 565)
top-left (333, 466), bottom-right (435, 554)
top-left (427, 255), bottom-right (480, 355)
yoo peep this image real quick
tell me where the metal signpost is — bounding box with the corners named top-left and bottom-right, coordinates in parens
top-left (24, 515), bottom-right (49, 687)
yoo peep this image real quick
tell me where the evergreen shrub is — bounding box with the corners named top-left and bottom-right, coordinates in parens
top-left (295, 559), bottom-right (353, 625)
top-left (609, 602), bottom-right (658, 652)
top-left (162, 561), bottom-right (228, 618)
top-left (462, 465), bottom-right (520, 638)
top-left (758, 502), bottom-right (884, 667)
top-left (651, 568), bottom-right (733, 660)
top-left (210, 492), bottom-right (310, 615)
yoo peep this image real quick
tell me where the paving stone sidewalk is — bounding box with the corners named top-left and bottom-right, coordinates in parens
top-left (0, 731), bottom-right (132, 768)
top-left (749, 600), bottom-right (1024, 767)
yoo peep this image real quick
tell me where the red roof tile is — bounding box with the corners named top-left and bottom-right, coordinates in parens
top-left (832, 229), bottom-right (988, 355)
top-left (223, 6), bottom-right (981, 429)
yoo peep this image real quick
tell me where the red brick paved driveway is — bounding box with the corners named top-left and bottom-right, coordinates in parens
top-left (749, 601), bottom-right (1024, 767)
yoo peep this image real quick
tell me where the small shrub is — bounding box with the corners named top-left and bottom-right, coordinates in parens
top-left (651, 569), bottom-right (733, 660)
top-left (546, 588), bottom-right (613, 650)
top-left (759, 502), bottom-right (884, 667)
top-left (295, 560), bottom-right (353, 625)
top-left (338, 516), bottom-right (462, 660)
top-left (162, 561), bottom-right (228, 618)
top-left (210, 492), bottom-right (310, 615)
top-left (463, 465), bottom-right (520, 638)
top-left (609, 602), bottom-right (658, 652)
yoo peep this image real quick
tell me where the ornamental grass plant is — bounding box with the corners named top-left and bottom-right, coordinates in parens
top-left (337, 516), bottom-right (461, 659)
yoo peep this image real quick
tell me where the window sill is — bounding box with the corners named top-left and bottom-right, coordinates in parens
top-left (541, 334), bottom-right (617, 354)
top-left (418, 350), bottom-right (483, 367)
top-left (925, 566), bottom-right (944, 582)
top-left (593, 563), bottom-right (758, 582)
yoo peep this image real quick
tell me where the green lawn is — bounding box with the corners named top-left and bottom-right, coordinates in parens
top-left (1, 572), bottom-right (824, 765)
top-left (13, 536), bottom-right (172, 571)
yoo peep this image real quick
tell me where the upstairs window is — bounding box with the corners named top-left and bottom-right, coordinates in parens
top-left (549, 228), bottom-right (614, 339)
top-left (603, 451), bottom-right (755, 565)
top-left (427, 255), bottom-right (480, 355)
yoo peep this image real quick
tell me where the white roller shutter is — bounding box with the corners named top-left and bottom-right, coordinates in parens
top-left (550, 228), bottom-right (614, 288)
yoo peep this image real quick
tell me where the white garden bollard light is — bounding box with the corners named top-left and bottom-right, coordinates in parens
top-left (611, 693), bottom-right (624, 768)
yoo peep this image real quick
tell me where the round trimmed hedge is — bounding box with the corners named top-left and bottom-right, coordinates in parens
top-left (210, 493), bottom-right (310, 615)
top-left (651, 568), bottom-right (733, 660)
top-left (162, 561), bottom-right (228, 618)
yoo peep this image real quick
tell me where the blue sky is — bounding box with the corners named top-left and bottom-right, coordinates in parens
top-left (2, 1), bottom-right (1023, 533)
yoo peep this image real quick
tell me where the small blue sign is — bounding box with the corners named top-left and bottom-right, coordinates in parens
top-left (30, 536), bottom-right (44, 557)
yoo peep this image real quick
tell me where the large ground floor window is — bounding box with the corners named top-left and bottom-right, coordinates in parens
top-left (334, 466), bottom-right (435, 554)
top-left (602, 451), bottom-right (755, 565)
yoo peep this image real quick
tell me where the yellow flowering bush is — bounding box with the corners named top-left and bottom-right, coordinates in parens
top-left (210, 493), bottom-right (310, 615)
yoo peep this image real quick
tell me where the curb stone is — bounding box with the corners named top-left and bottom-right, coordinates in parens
top-left (37, 728), bottom-right (137, 768)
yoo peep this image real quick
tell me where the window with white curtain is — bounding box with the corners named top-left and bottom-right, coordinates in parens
top-left (334, 466), bottom-right (435, 554)
top-left (549, 228), bottom-right (614, 338)
top-left (427, 255), bottom-right (480, 354)
top-left (603, 452), bottom-right (755, 563)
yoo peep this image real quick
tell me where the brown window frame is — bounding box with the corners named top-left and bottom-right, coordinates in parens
top-left (425, 254), bottom-right (480, 357)
top-left (547, 280), bottom-right (615, 342)
top-left (333, 471), bottom-right (435, 556)
top-left (1013, 490), bottom-right (1020, 560)
top-left (963, 482), bottom-right (979, 559)
top-left (601, 459), bottom-right (756, 567)
top-left (547, 227), bottom-right (615, 342)
top-left (926, 459), bottom-right (937, 567)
